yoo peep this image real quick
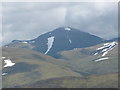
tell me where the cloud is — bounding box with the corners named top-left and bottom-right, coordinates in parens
top-left (0, 3), bottom-right (2, 46)
top-left (65, 2), bottom-right (118, 39)
top-left (2, 2), bottom-right (67, 44)
top-left (2, 2), bottom-right (118, 45)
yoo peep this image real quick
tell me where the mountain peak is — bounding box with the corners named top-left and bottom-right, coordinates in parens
top-left (12, 40), bottom-right (21, 43)
top-left (6, 27), bottom-right (106, 58)
top-left (54, 27), bottom-right (74, 31)
top-left (64, 27), bottom-right (71, 31)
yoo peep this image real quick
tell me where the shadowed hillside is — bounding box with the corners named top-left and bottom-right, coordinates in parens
top-left (23, 73), bottom-right (118, 88)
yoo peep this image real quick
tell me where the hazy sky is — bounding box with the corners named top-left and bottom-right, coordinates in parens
top-left (2, 2), bottom-right (118, 45)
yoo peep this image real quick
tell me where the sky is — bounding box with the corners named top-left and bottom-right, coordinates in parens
top-left (2, 2), bottom-right (118, 45)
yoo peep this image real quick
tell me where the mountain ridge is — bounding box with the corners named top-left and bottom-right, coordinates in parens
top-left (5, 27), bottom-right (106, 58)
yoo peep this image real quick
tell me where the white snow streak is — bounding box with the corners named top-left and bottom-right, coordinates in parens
top-left (94, 53), bottom-right (98, 55)
top-left (94, 42), bottom-right (117, 56)
top-left (73, 48), bottom-right (78, 50)
top-left (67, 35), bottom-right (72, 44)
top-left (2, 57), bottom-right (6, 59)
top-left (96, 46), bottom-right (105, 50)
top-left (96, 42), bottom-right (117, 51)
top-left (94, 57), bottom-right (109, 62)
top-left (2, 73), bottom-right (8, 76)
top-left (69, 39), bottom-right (72, 44)
top-left (102, 51), bottom-right (108, 57)
top-left (104, 43), bottom-right (109, 45)
top-left (45, 36), bottom-right (55, 54)
top-left (22, 42), bottom-right (28, 44)
top-left (65, 27), bottom-right (71, 31)
top-left (4, 59), bottom-right (15, 68)
top-left (93, 42), bottom-right (117, 62)
top-left (29, 41), bottom-right (35, 43)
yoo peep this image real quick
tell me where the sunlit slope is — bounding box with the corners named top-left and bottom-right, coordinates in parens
top-left (58, 42), bottom-right (118, 76)
top-left (24, 73), bottom-right (118, 88)
top-left (2, 47), bottom-right (81, 88)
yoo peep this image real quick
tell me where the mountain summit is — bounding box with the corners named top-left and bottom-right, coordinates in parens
top-left (6, 27), bottom-right (106, 57)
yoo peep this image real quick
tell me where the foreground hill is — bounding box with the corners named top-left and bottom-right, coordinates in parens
top-left (23, 73), bottom-right (118, 88)
top-left (2, 47), bottom-right (81, 88)
top-left (2, 41), bottom-right (118, 88)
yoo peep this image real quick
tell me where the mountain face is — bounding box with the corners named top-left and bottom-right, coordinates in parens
top-left (6, 27), bottom-right (105, 57)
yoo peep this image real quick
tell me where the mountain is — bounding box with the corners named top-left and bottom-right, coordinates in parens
top-left (2, 27), bottom-right (118, 88)
top-left (5, 27), bottom-right (106, 58)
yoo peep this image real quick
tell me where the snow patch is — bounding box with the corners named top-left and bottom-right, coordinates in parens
top-left (73, 48), bottom-right (78, 50)
top-left (5, 46), bottom-right (8, 47)
top-left (101, 48), bottom-right (108, 52)
top-left (96, 46), bottom-right (105, 50)
top-left (29, 41), bottom-right (35, 43)
top-left (94, 42), bottom-right (117, 57)
top-left (45, 36), bottom-right (55, 54)
top-left (93, 42), bottom-right (117, 62)
top-left (2, 73), bottom-right (7, 76)
top-left (104, 43), bottom-right (109, 45)
top-left (69, 39), bottom-right (72, 44)
top-left (4, 59), bottom-right (15, 68)
top-left (22, 42), bottom-right (28, 44)
top-left (65, 27), bottom-right (71, 31)
top-left (96, 42), bottom-right (117, 51)
top-left (102, 51), bottom-right (108, 57)
top-left (94, 57), bottom-right (109, 62)
top-left (2, 57), bottom-right (6, 59)
top-left (67, 35), bottom-right (72, 44)
top-left (94, 53), bottom-right (98, 55)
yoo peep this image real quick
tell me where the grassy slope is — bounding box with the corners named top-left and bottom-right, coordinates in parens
top-left (23, 73), bottom-right (118, 88)
top-left (58, 43), bottom-right (118, 76)
top-left (5, 42), bottom-right (34, 49)
top-left (2, 47), bottom-right (81, 88)
top-left (2, 41), bottom-right (118, 88)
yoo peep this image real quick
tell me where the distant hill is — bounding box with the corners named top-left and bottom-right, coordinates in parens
top-left (57, 41), bottom-right (118, 76)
